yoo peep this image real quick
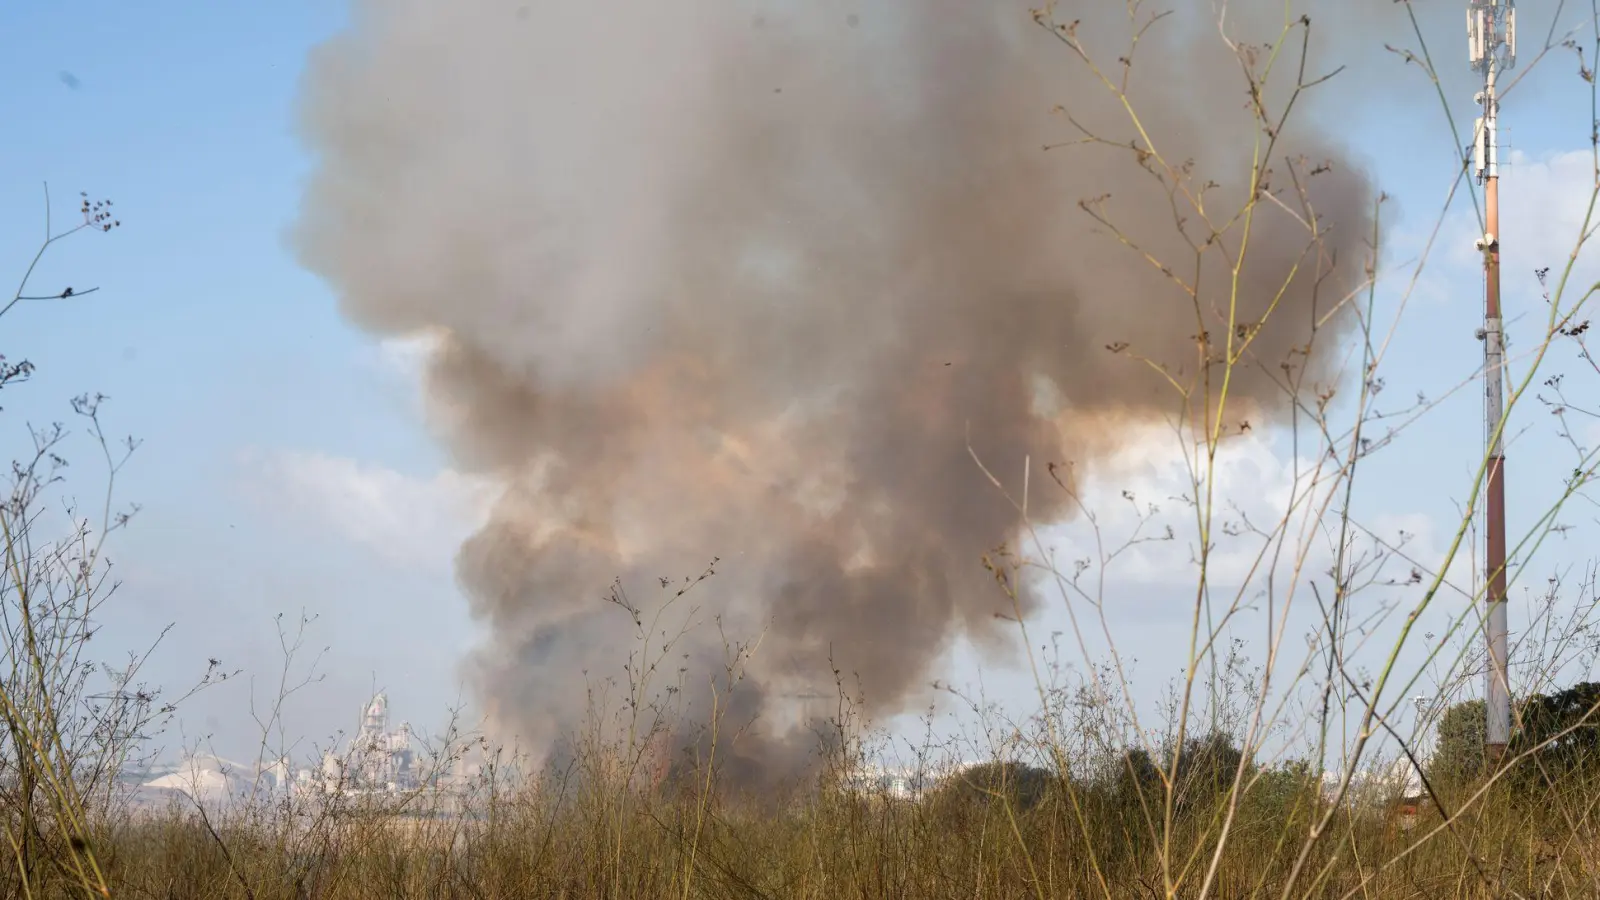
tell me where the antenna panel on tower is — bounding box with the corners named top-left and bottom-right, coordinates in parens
top-left (1468, 8), bottom-right (1484, 65)
top-left (1478, 117), bottom-right (1491, 176)
top-left (1473, 117), bottom-right (1487, 179)
top-left (1506, 7), bottom-right (1516, 64)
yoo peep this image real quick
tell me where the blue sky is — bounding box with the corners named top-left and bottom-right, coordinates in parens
top-left (2, 1), bottom-right (1598, 771)
top-left (0, 2), bottom-right (482, 759)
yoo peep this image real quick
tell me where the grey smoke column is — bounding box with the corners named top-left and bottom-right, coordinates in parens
top-left (294, 0), bottom-right (1382, 783)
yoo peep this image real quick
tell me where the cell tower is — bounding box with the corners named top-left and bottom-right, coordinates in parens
top-left (1468, 0), bottom-right (1515, 763)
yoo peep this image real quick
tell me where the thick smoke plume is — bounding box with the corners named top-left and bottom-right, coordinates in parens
top-left (295, 0), bottom-right (1390, 785)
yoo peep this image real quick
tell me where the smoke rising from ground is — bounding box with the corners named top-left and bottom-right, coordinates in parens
top-left (294, 0), bottom-right (1384, 785)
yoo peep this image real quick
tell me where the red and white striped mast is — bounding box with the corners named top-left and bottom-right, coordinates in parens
top-left (1468, 0), bottom-right (1515, 764)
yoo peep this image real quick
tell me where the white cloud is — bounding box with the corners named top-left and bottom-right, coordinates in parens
top-left (247, 451), bottom-right (495, 571)
top-left (1028, 425), bottom-right (1342, 592)
top-left (1440, 149), bottom-right (1599, 306)
top-left (1498, 149), bottom-right (1597, 275)
top-left (1008, 419), bottom-right (1482, 670)
top-left (1382, 147), bottom-right (1594, 327)
top-left (351, 331), bottom-right (448, 392)
top-left (256, 333), bottom-right (489, 571)
top-left (372, 331), bottom-right (445, 381)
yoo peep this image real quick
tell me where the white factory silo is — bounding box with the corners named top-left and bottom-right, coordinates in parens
top-left (318, 691), bottom-right (418, 794)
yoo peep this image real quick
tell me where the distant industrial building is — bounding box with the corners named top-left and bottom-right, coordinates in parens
top-left (839, 760), bottom-right (985, 802)
top-left (312, 692), bottom-right (420, 795)
top-left (130, 691), bottom-right (478, 814)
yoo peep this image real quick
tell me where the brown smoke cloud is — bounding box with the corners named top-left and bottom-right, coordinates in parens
top-left (293, 0), bottom-right (1399, 785)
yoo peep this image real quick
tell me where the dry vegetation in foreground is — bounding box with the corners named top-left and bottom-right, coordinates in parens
top-left (20, 697), bottom-right (1600, 900)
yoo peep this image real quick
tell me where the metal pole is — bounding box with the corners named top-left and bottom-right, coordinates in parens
top-left (1470, 0), bottom-right (1513, 764)
top-left (1484, 180), bottom-right (1510, 764)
